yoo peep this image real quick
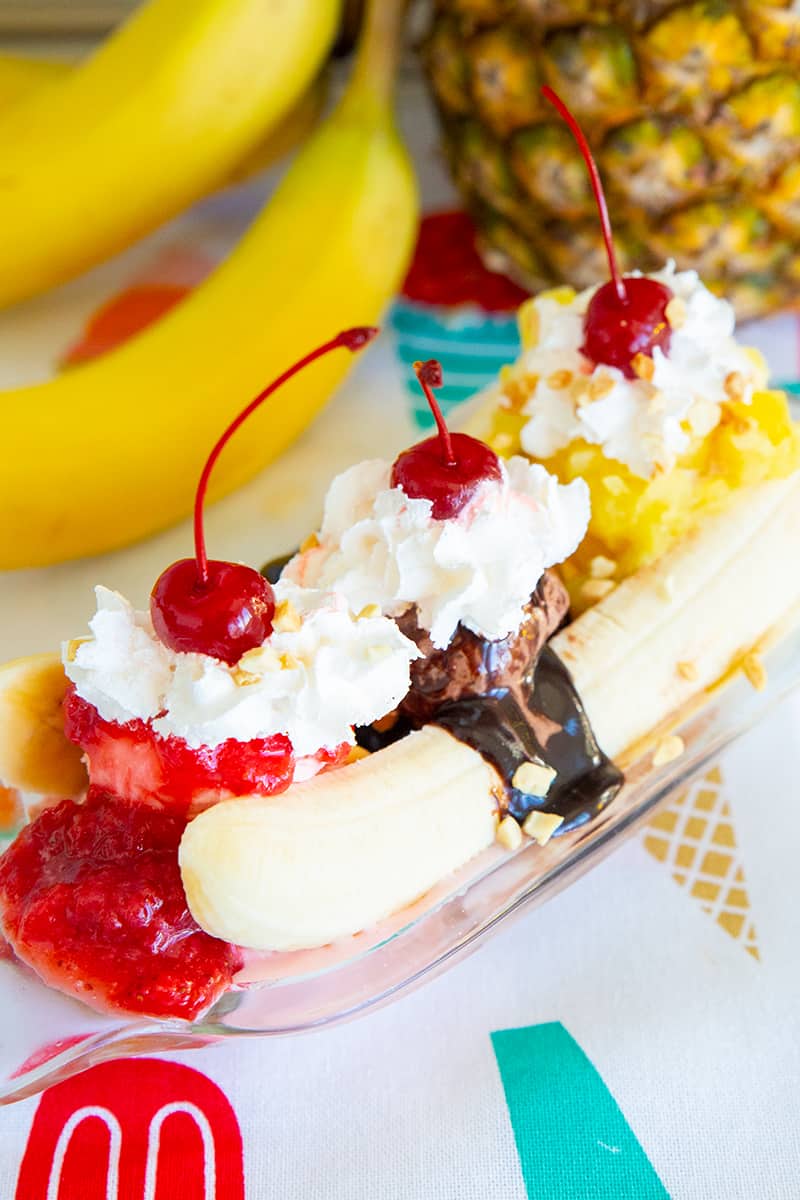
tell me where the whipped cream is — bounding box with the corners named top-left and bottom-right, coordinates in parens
top-left (64, 583), bottom-right (418, 756)
top-left (283, 456), bottom-right (589, 649)
top-left (515, 262), bottom-right (766, 478)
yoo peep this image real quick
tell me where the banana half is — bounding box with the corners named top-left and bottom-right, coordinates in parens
top-left (179, 471), bottom-right (800, 952)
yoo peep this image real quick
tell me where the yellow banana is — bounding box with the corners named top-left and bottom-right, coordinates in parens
top-left (0, 51), bottom-right (329, 185)
top-left (225, 70), bottom-right (330, 184)
top-left (0, 0), bottom-right (340, 307)
top-left (0, 0), bottom-right (418, 568)
top-left (0, 53), bottom-right (70, 109)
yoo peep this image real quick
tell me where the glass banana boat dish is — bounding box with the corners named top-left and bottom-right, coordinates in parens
top-left (0, 612), bottom-right (798, 1105)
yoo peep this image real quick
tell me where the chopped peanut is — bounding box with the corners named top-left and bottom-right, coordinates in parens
top-left (652, 735), bottom-right (685, 767)
top-left (677, 660), bottom-right (698, 682)
top-left (589, 554), bottom-right (616, 579)
top-left (273, 599), bottom-right (302, 633)
top-left (581, 578), bottom-right (615, 602)
top-left (589, 373), bottom-right (615, 401)
top-left (546, 369), bottom-right (573, 390)
top-left (522, 811), bottom-right (564, 846)
top-left (512, 759), bottom-right (557, 796)
top-left (238, 645), bottom-right (280, 674)
top-left (631, 352), bottom-right (655, 382)
top-left (496, 815), bottom-right (523, 851)
top-left (665, 296), bottom-right (687, 329)
top-left (724, 370), bottom-right (745, 402)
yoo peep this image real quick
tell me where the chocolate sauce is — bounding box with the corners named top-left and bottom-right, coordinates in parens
top-left (263, 553), bottom-right (622, 835)
top-left (432, 646), bottom-right (622, 834)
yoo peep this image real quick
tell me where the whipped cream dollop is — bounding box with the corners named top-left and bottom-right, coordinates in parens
top-left (64, 583), bottom-right (418, 756)
top-left (283, 455), bottom-right (589, 649)
top-left (515, 262), bottom-right (766, 478)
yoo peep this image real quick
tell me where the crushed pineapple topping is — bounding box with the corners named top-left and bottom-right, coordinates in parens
top-left (487, 269), bottom-right (799, 610)
top-left (64, 584), bottom-right (419, 756)
top-left (513, 263), bottom-right (764, 478)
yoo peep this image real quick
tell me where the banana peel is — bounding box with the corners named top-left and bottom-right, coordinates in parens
top-left (0, 0), bottom-right (418, 568)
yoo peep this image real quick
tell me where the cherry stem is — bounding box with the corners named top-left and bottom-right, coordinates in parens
top-left (413, 359), bottom-right (456, 467)
top-left (541, 85), bottom-right (627, 305)
top-left (193, 326), bottom-right (379, 586)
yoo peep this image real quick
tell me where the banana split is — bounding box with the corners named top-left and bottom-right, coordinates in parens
top-left (1, 93), bottom-right (799, 1021)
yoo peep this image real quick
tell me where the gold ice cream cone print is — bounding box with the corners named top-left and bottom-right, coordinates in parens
top-left (643, 766), bottom-right (759, 960)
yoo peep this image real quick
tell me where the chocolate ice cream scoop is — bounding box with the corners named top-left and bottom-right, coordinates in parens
top-left (376, 569), bottom-right (620, 835)
top-left (396, 570), bottom-right (569, 726)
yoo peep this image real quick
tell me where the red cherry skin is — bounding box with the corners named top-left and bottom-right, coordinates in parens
top-left (151, 558), bottom-right (275, 665)
top-left (391, 431), bottom-right (503, 520)
top-left (582, 277), bottom-right (672, 379)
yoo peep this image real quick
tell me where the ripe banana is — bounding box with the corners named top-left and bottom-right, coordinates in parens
top-left (0, 51), bottom-right (329, 186)
top-left (0, 0), bottom-right (418, 568)
top-left (179, 472), bottom-right (800, 951)
top-left (0, 53), bottom-right (70, 110)
top-left (0, 0), bottom-right (339, 307)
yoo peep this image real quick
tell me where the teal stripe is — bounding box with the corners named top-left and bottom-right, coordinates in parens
top-left (777, 379), bottom-right (800, 395)
top-left (391, 304), bottom-right (520, 345)
top-left (492, 1022), bottom-right (670, 1199)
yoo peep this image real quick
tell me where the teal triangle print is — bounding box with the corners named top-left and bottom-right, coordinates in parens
top-left (491, 1022), bottom-right (670, 1199)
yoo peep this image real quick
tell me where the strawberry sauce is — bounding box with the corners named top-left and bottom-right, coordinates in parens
top-left (0, 791), bottom-right (242, 1019)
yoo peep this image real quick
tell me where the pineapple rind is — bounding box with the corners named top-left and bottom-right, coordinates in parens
top-left (423, 0), bottom-right (800, 318)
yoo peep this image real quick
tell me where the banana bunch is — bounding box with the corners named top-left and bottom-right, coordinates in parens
top-left (2, 473), bottom-right (796, 950)
top-left (0, 0), bottom-right (418, 567)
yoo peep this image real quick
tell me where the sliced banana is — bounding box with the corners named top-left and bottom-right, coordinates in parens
top-left (180, 472), bottom-right (800, 951)
top-left (0, 653), bottom-right (87, 796)
top-left (552, 471), bottom-right (800, 759)
top-left (179, 726), bottom-right (499, 951)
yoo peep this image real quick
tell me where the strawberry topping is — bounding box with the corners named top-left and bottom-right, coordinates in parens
top-left (0, 790), bottom-right (241, 1019)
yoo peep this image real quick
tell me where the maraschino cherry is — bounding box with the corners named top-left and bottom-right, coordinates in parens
top-left (542, 86), bottom-right (672, 379)
top-left (151, 327), bottom-right (378, 665)
top-left (391, 359), bottom-right (502, 519)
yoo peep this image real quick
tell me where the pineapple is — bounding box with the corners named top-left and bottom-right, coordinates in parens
top-left (422, 1), bottom-right (800, 319)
